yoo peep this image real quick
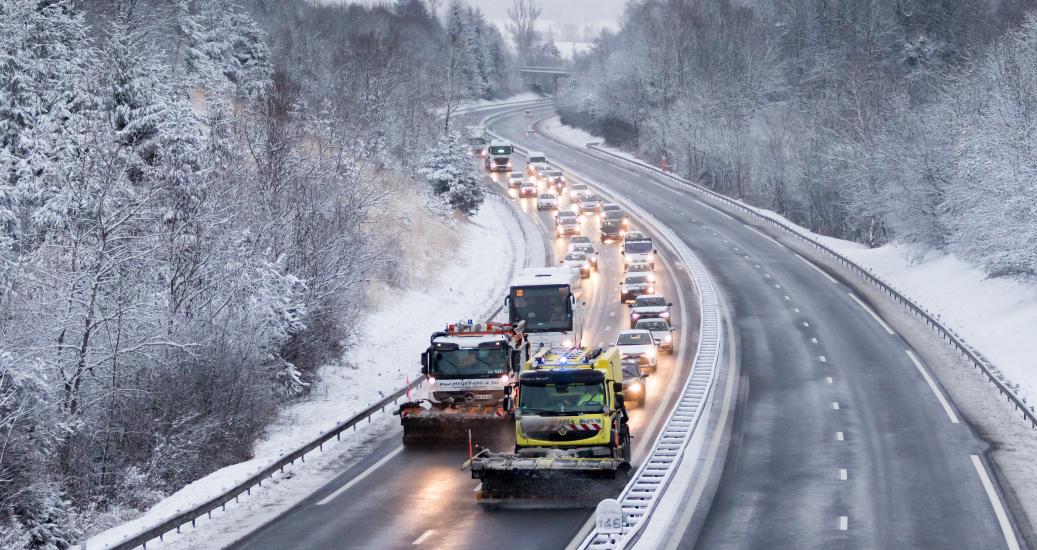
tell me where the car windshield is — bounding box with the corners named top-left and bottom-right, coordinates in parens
top-left (628, 265), bottom-right (651, 273)
top-left (565, 253), bottom-right (586, 261)
top-left (625, 241), bottom-right (652, 254)
top-left (636, 297), bottom-right (668, 307)
top-left (603, 205), bottom-right (620, 212)
top-left (621, 362), bottom-right (641, 379)
top-left (520, 382), bottom-right (605, 415)
top-left (575, 244), bottom-right (594, 253)
top-left (618, 332), bottom-right (652, 346)
top-left (602, 221), bottom-right (621, 229)
top-left (510, 285), bottom-right (573, 332)
top-left (573, 185), bottom-right (588, 191)
top-left (625, 275), bottom-right (649, 285)
top-left (540, 194), bottom-right (554, 199)
top-left (558, 212), bottom-right (576, 219)
top-left (430, 347), bottom-right (509, 378)
top-left (637, 320), bottom-right (669, 331)
top-left (571, 237), bottom-right (590, 243)
top-left (548, 171), bottom-right (563, 177)
top-left (605, 211), bottom-right (624, 220)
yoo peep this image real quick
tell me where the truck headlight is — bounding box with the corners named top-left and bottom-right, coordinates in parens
top-left (562, 339), bottom-right (573, 347)
top-left (428, 376), bottom-right (436, 385)
top-left (629, 382), bottom-right (642, 393)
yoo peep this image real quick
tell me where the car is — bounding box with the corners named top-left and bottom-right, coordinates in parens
top-left (544, 169), bottom-right (566, 190)
top-left (603, 209), bottom-right (630, 228)
top-left (602, 204), bottom-right (622, 214)
top-left (634, 317), bottom-right (675, 352)
top-left (568, 241), bottom-right (598, 269)
top-left (615, 329), bottom-right (658, 370)
top-left (507, 171), bottom-right (524, 188)
top-left (568, 235), bottom-right (592, 246)
top-left (629, 295), bottom-right (673, 326)
top-left (620, 273), bottom-right (655, 303)
top-left (601, 219), bottom-right (624, 242)
top-left (622, 234), bottom-right (656, 268)
top-left (524, 109), bottom-right (533, 117)
top-left (519, 180), bottom-right (537, 197)
top-left (579, 194), bottom-right (603, 215)
top-left (556, 217), bottom-right (581, 237)
top-left (555, 210), bottom-right (578, 224)
top-left (532, 165), bottom-right (552, 184)
top-left (537, 193), bottom-right (558, 210)
top-left (621, 359), bottom-right (649, 405)
top-left (625, 262), bottom-right (655, 279)
top-left (569, 183), bottom-right (590, 201)
top-left (625, 257), bottom-right (654, 273)
top-left (561, 251), bottom-right (593, 278)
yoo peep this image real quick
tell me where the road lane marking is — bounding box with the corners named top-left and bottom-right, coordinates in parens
top-left (826, 377), bottom-right (833, 384)
top-left (819, 355), bottom-right (827, 362)
top-left (839, 516), bottom-right (849, 530)
top-left (795, 252), bottom-right (839, 284)
top-left (784, 295), bottom-right (791, 301)
top-left (836, 431), bottom-right (844, 441)
top-left (794, 308), bottom-right (800, 313)
top-left (696, 200), bottom-right (737, 221)
top-left (971, 454), bottom-right (1021, 550)
top-left (413, 530), bottom-right (435, 545)
top-left (832, 401), bottom-right (840, 410)
top-left (316, 446), bottom-right (404, 506)
top-left (811, 338), bottom-right (819, 344)
top-left (802, 322), bottom-right (810, 327)
top-left (905, 349), bottom-right (960, 424)
top-left (847, 293), bottom-right (896, 335)
top-left (839, 468), bottom-right (848, 480)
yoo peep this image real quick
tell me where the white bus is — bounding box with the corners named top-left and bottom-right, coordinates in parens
top-left (507, 267), bottom-right (584, 349)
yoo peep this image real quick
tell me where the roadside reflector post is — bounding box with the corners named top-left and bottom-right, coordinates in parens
top-left (595, 498), bottom-right (624, 548)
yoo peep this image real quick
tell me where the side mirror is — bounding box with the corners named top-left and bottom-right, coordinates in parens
top-left (615, 393), bottom-right (626, 409)
top-left (503, 385), bottom-right (513, 396)
top-left (503, 396), bottom-right (513, 412)
top-left (613, 382), bottom-right (623, 393)
top-left (668, 302), bottom-right (673, 306)
top-left (420, 365), bottom-right (429, 375)
top-left (504, 295), bottom-right (511, 305)
top-left (420, 351), bottom-right (428, 369)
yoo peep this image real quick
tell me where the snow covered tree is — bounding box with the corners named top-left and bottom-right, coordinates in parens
top-left (419, 131), bottom-right (484, 215)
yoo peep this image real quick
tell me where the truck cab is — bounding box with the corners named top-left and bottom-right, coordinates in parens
top-left (485, 141), bottom-right (514, 172)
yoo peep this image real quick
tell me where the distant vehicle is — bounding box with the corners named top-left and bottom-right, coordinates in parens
top-left (556, 216), bottom-right (581, 237)
top-left (629, 295), bottom-right (672, 326)
top-left (579, 195), bottom-right (604, 216)
top-left (603, 209), bottom-right (630, 228)
top-left (569, 183), bottom-right (590, 201)
top-left (568, 241), bottom-right (598, 270)
top-left (561, 251), bottom-right (593, 278)
top-left (635, 317), bottom-right (675, 352)
top-left (545, 169), bottom-right (566, 191)
top-left (555, 210), bottom-right (578, 224)
top-left (601, 219), bottom-right (624, 242)
top-left (568, 236), bottom-right (593, 247)
top-left (467, 126), bottom-right (488, 157)
top-left (532, 165), bottom-right (552, 184)
top-left (485, 141), bottom-right (514, 172)
top-left (625, 262), bottom-right (654, 278)
top-left (519, 180), bottom-right (537, 197)
top-left (524, 109), bottom-right (533, 117)
top-left (615, 329), bottom-right (657, 370)
top-left (508, 171), bottom-right (524, 188)
top-left (620, 273), bottom-right (654, 303)
top-left (537, 193), bottom-right (558, 210)
top-left (602, 204), bottom-right (622, 214)
top-left (621, 359), bottom-right (649, 405)
top-left (526, 151), bottom-right (547, 174)
top-left (622, 234), bottom-right (656, 268)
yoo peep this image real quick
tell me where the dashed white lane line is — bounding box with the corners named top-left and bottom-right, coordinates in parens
top-left (839, 468), bottom-right (848, 481)
top-left (784, 295), bottom-right (791, 301)
top-left (811, 337), bottom-right (819, 344)
top-left (971, 454), bottom-right (1021, 550)
top-left (793, 308), bottom-right (800, 313)
top-left (847, 293), bottom-right (896, 335)
top-left (905, 349), bottom-right (960, 424)
top-left (795, 252), bottom-right (840, 284)
top-left (316, 445), bottom-right (405, 506)
top-left (802, 322), bottom-right (810, 327)
top-left (745, 225), bottom-right (786, 248)
top-left (697, 200), bottom-right (738, 222)
top-left (832, 401), bottom-right (840, 410)
top-left (819, 355), bottom-right (827, 362)
top-left (836, 431), bottom-right (844, 441)
top-left (839, 516), bottom-right (849, 531)
top-left (826, 377), bottom-right (833, 384)
top-left (413, 530), bottom-right (435, 545)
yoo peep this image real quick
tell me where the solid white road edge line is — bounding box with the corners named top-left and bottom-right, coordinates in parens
top-left (839, 516), bottom-right (849, 531)
top-left (315, 445), bottom-right (404, 506)
top-left (847, 293), bottom-right (896, 335)
top-left (412, 530), bottom-right (435, 545)
top-left (970, 454), bottom-right (1021, 550)
top-left (904, 349), bottom-right (960, 424)
top-left (794, 252), bottom-right (840, 284)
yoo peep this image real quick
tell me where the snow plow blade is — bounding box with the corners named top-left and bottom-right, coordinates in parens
top-left (467, 453), bottom-right (630, 508)
top-left (397, 403), bottom-right (511, 447)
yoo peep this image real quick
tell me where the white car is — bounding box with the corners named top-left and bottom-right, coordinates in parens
top-left (629, 294), bottom-right (672, 326)
top-left (634, 317), bottom-right (675, 352)
top-left (508, 171), bottom-right (524, 188)
top-left (615, 329), bottom-right (658, 370)
top-left (568, 241), bottom-right (598, 270)
top-left (561, 251), bottom-right (593, 278)
top-left (625, 257), bottom-right (654, 273)
top-left (537, 193), bottom-right (558, 210)
top-left (519, 180), bottom-right (538, 197)
top-left (569, 183), bottom-right (590, 201)
top-left (556, 217), bottom-right (581, 237)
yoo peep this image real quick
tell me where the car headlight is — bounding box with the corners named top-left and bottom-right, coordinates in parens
top-left (562, 339), bottom-right (573, 347)
top-left (648, 286), bottom-right (655, 293)
top-left (660, 311), bottom-right (669, 318)
top-left (665, 334), bottom-right (672, 342)
top-left (631, 313), bottom-right (640, 319)
top-left (629, 382), bottom-right (642, 393)
top-left (645, 348), bottom-right (656, 358)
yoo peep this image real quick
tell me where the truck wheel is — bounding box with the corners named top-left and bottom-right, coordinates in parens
top-left (621, 426), bottom-right (632, 463)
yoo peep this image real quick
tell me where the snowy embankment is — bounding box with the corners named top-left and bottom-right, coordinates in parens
top-left (543, 116), bottom-right (1037, 410)
top-left (81, 195), bottom-right (527, 549)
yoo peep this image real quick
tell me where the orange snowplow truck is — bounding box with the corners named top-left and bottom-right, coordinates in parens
top-left (395, 321), bottom-right (530, 446)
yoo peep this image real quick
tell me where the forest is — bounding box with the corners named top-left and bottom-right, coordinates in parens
top-left (560, 0), bottom-right (1037, 275)
top-left (0, 0), bottom-right (513, 546)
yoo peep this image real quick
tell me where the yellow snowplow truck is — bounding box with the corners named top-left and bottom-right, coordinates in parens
top-left (395, 321), bottom-right (529, 446)
top-left (466, 346), bottom-right (631, 506)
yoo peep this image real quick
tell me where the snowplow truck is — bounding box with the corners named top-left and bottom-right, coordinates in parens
top-left (396, 321), bottom-right (530, 446)
top-left (466, 346), bottom-right (632, 506)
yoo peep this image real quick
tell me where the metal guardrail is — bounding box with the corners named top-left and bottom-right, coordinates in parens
top-left (586, 143), bottom-right (1037, 430)
top-left (480, 113), bottom-right (725, 549)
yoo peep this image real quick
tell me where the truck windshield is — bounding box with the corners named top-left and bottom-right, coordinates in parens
top-left (430, 348), bottom-right (509, 378)
top-left (510, 285), bottom-right (573, 333)
top-left (490, 145), bottom-right (513, 155)
top-left (624, 241), bottom-right (652, 254)
top-left (520, 382), bottom-right (605, 415)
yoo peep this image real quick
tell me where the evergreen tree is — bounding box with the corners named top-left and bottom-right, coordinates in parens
top-left (419, 131), bottom-right (484, 215)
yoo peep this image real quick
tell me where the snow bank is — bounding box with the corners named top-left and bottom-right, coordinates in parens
top-left (81, 197), bottom-right (526, 549)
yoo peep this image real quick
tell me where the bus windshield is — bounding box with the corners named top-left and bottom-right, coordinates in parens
top-left (520, 382), bottom-right (605, 415)
top-left (430, 347), bottom-right (509, 378)
top-left (510, 285), bottom-right (573, 332)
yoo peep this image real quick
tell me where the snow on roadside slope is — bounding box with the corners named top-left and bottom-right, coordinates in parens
top-left (544, 115), bottom-right (1037, 410)
top-left (80, 196), bottom-right (525, 550)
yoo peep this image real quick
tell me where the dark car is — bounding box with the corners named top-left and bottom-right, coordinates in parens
top-left (603, 208), bottom-right (630, 228)
top-left (601, 219), bottom-right (624, 243)
top-left (621, 359), bottom-right (649, 405)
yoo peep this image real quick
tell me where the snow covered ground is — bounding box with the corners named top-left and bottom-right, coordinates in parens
top-left (80, 195), bottom-right (528, 549)
top-left (544, 115), bottom-right (1037, 411)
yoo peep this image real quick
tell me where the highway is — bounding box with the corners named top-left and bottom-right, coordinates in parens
top-left (492, 106), bottom-right (1024, 549)
top-left (228, 103), bottom-right (702, 550)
